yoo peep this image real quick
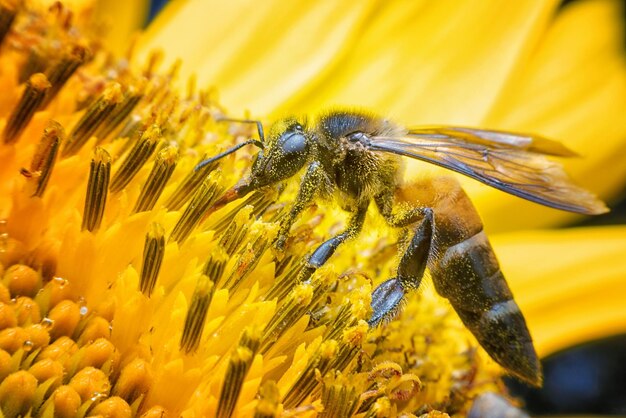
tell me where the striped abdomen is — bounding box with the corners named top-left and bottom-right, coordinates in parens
top-left (399, 177), bottom-right (542, 386)
top-left (431, 230), bottom-right (541, 386)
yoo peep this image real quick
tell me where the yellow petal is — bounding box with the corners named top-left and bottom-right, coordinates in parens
top-left (138, 0), bottom-right (376, 115)
top-left (138, 1), bottom-right (559, 122)
top-left (93, 0), bottom-right (151, 55)
top-left (492, 225), bottom-right (626, 357)
top-left (280, 1), bottom-right (560, 124)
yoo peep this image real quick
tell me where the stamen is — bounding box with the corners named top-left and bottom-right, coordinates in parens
top-left (139, 223), bottom-right (165, 297)
top-left (164, 156), bottom-right (218, 211)
top-left (220, 223), bottom-right (276, 291)
top-left (282, 340), bottom-right (339, 408)
top-left (263, 257), bottom-right (304, 303)
top-left (62, 83), bottom-right (124, 156)
top-left (109, 124), bottom-right (161, 193)
top-left (208, 188), bottom-right (279, 235)
top-left (321, 304), bottom-right (354, 341)
top-left (169, 171), bottom-right (224, 244)
top-left (320, 381), bottom-right (359, 418)
top-left (41, 44), bottom-right (90, 108)
top-left (0, 0), bottom-right (18, 46)
top-left (217, 206), bottom-right (253, 256)
top-left (216, 328), bottom-right (260, 418)
top-left (21, 120), bottom-right (65, 197)
top-left (202, 247), bottom-right (228, 285)
top-left (133, 146), bottom-right (178, 213)
top-left (82, 147), bottom-right (111, 232)
top-left (260, 272), bottom-right (333, 354)
top-left (179, 274), bottom-right (214, 354)
top-left (3, 73), bottom-right (51, 144)
top-left (94, 87), bottom-right (144, 141)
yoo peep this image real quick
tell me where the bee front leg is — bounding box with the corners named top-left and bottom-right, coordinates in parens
top-left (275, 161), bottom-right (326, 250)
top-left (369, 208), bottom-right (434, 326)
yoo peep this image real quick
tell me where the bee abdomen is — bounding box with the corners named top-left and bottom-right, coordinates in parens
top-left (431, 231), bottom-right (542, 386)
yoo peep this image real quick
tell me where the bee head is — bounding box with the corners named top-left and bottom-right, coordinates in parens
top-left (244, 118), bottom-right (311, 190)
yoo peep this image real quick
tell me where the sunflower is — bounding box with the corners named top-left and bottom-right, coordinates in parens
top-left (0, 0), bottom-right (624, 417)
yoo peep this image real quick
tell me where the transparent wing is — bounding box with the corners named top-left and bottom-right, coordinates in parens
top-left (368, 127), bottom-right (608, 215)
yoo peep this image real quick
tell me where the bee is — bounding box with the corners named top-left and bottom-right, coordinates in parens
top-left (197, 110), bottom-right (608, 387)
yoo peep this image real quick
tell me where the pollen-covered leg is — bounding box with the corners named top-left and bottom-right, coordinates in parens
top-left (275, 161), bottom-right (326, 250)
top-left (297, 202), bottom-right (368, 282)
top-left (369, 208), bottom-right (434, 326)
top-left (418, 178), bottom-right (542, 386)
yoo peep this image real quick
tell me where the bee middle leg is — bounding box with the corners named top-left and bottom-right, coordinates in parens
top-left (297, 202), bottom-right (368, 283)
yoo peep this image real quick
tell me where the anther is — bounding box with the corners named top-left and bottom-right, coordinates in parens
top-left (94, 86), bottom-right (144, 141)
top-left (62, 83), bottom-right (124, 156)
top-left (139, 223), bottom-right (165, 297)
top-left (320, 381), bottom-right (359, 418)
top-left (282, 340), bottom-right (339, 408)
top-left (82, 147), bottom-right (111, 232)
top-left (254, 381), bottom-right (280, 418)
top-left (202, 248), bottom-right (228, 286)
top-left (21, 120), bottom-right (64, 197)
top-left (164, 156), bottom-right (219, 211)
top-left (133, 147), bottom-right (178, 213)
top-left (216, 328), bottom-right (260, 418)
top-left (3, 73), bottom-right (51, 144)
top-left (217, 206), bottom-right (253, 256)
top-left (221, 223), bottom-right (275, 291)
top-left (169, 171), bottom-right (224, 244)
top-left (109, 124), bottom-right (161, 193)
top-left (41, 44), bottom-right (90, 108)
top-left (179, 274), bottom-right (214, 354)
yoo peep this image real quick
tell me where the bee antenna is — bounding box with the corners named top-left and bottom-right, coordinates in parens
top-left (194, 139), bottom-right (264, 171)
top-left (215, 117), bottom-right (265, 143)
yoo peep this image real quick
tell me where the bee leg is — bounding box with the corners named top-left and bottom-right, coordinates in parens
top-left (275, 161), bottom-right (326, 250)
top-left (375, 190), bottom-right (426, 227)
top-left (297, 202), bottom-right (368, 282)
top-left (369, 208), bottom-right (434, 326)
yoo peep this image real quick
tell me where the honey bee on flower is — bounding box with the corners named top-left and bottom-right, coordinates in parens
top-left (0, 1), bottom-right (624, 417)
top-left (196, 109), bottom-right (607, 387)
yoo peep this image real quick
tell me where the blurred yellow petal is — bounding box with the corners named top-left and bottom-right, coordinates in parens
top-left (494, 226), bottom-right (626, 356)
top-left (280, 1), bottom-right (559, 124)
top-left (138, 0), bottom-right (376, 115)
top-left (29, 0), bottom-right (94, 11)
top-left (93, 0), bottom-right (150, 55)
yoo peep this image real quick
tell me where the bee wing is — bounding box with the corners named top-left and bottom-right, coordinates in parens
top-left (368, 127), bottom-right (608, 215)
top-left (407, 126), bottom-right (580, 157)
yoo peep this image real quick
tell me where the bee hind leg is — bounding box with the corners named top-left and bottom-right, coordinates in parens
top-left (369, 208), bottom-right (434, 326)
